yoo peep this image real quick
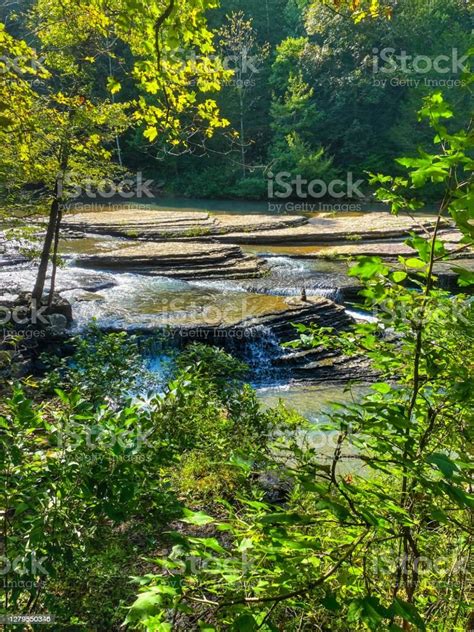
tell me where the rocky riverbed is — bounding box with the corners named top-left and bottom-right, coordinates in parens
top-left (2, 206), bottom-right (472, 392)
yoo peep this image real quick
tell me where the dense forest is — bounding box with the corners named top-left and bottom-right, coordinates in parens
top-left (2, 0), bottom-right (471, 201)
top-left (0, 0), bottom-right (473, 631)
top-left (151, 0), bottom-right (472, 200)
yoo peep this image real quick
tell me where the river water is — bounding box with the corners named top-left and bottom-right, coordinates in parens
top-left (1, 200), bottom-right (374, 418)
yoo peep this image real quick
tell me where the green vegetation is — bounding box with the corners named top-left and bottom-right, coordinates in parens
top-left (0, 0), bottom-right (228, 298)
top-left (1, 337), bottom-right (299, 629)
top-left (123, 92), bottom-right (474, 632)
top-left (1, 89), bottom-right (473, 628)
top-left (3, 0), bottom-right (470, 209)
top-left (0, 0), bottom-right (473, 630)
top-left (142, 0), bottom-right (472, 199)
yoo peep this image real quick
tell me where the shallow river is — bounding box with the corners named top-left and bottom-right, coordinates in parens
top-left (2, 201), bottom-right (374, 418)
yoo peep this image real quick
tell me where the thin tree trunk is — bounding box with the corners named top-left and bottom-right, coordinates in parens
top-left (47, 204), bottom-right (63, 308)
top-left (239, 93), bottom-right (246, 178)
top-left (31, 193), bottom-right (60, 302)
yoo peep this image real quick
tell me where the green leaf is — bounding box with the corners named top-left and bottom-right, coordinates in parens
top-left (452, 267), bottom-right (474, 288)
top-left (191, 537), bottom-right (226, 553)
top-left (371, 382), bottom-right (392, 394)
top-left (14, 502), bottom-right (29, 515)
top-left (237, 538), bottom-right (254, 553)
top-left (349, 257), bottom-right (389, 280)
top-left (144, 126), bottom-right (158, 141)
top-left (349, 596), bottom-right (390, 627)
top-left (321, 592), bottom-right (341, 611)
top-left (126, 590), bottom-right (163, 623)
top-left (427, 453), bottom-right (458, 479)
top-left (106, 77), bottom-right (121, 94)
top-left (392, 598), bottom-right (426, 630)
top-left (259, 512), bottom-right (310, 525)
top-left (316, 499), bottom-right (350, 522)
top-left (442, 483), bottom-right (474, 509)
top-left (392, 271), bottom-right (407, 283)
top-left (405, 258), bottom-right (426, 269)
top-left (232, 613), bottom-right (258, 631)
top-left (429, 508), bottom-right (449, 524)
top-left (181, 509), bottom-right (215, 526)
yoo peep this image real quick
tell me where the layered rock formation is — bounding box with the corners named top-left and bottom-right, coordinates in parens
top-left (61, 208), bottom-right (445, 245)
top-left (61, 208), bottom-right (305, 239)
top-left (167, 297), bottom-right (372, 383)
top-left (75, 241), bottom-right (265, 280)
top-left (208, 213), bottom-right (442, 244)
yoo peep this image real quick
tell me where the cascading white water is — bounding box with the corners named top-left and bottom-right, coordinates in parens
top-left (226, 324), bottom-right (291, 386)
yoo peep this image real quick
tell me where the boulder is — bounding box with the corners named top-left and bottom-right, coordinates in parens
top-left (13, 291), bottom-right (73, 324)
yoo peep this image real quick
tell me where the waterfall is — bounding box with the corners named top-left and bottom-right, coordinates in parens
top-left (226, 324), bottom-right (290, 386)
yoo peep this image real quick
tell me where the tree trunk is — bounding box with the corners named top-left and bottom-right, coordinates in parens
top-left (47, 204), bottom-right (63, 308)
top-left (31, 195), bottom-right (60, 302)
top-left (239, 93), bottom-right (246, 178)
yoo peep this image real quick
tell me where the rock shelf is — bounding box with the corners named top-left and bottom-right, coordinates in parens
top-left (75, 240), bottom-right (265, 280)
top-left (164, 297), bottom-right (371, 383)
top-left (61, 209), bottom-right (447, 245)
top-left (307, 239), bottom-right (472, 259)
top-left (61, 209), bottom-right (305, 239)
top-left (214, 213), bottom-right (444, 244)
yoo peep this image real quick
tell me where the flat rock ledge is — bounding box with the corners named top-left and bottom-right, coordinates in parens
top-left (215, 213), bottom-right (444, 244)
top-left (163, 296), bottom-right (354, 346)
top-left (116, 297), bottom-right (352, 341)
top-left (75, 240), bottom-right (265, 280)
top-left (233, 296), bottom-right (353, 340)
top-left (61, 209), bottom-right (305, 239)
top-left (61, 209), bottom-right (444, 246)
top-left (306, 233), bottom-right (472, 259)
